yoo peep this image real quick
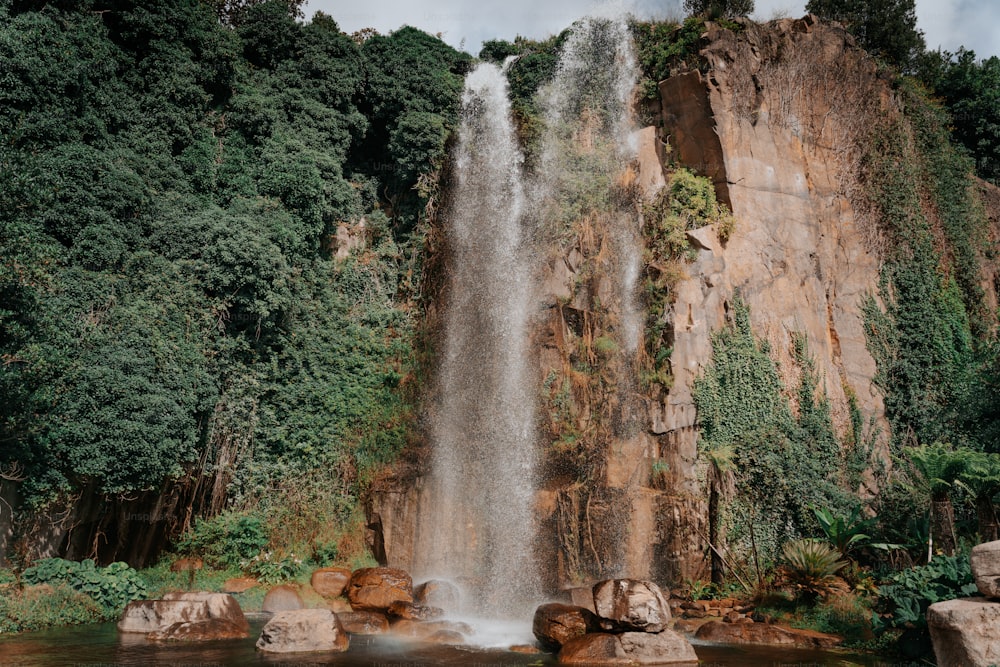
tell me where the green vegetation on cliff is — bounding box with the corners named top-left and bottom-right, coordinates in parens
top-left (0, 0), bottom-right (468, 565)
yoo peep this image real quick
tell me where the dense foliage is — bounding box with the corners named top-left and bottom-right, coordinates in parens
top-left (682, 0), bottom-right (754, 19)
top-left (0, 0), bottom-right (468, 563)
top-left (806, 0), bottom-right (925, 71)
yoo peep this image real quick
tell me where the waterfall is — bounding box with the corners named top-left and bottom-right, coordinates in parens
top-left (413, 63), bottom-right (540, 621)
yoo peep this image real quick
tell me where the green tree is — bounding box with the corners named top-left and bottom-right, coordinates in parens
top-left (806, 0), bottom-right (925, 71)
top-left (902, 443), bottom-right (968, 559)
top-left (683, 0), bottom-right (754, 19)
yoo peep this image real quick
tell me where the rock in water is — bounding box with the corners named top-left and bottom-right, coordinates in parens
top-left (533, 603), bottom-right (600, 650)
top-left (387, 600), bottom-right (443, 621)
top-left (337, 611), bottom-right (389, 635)
top-left (557, 633), bottom-right (630, 665)
top-left (928, 597), bottom-right (1000, 667)
top-left (256, 609), bottom-right (349, 653)
top-left (971, 541), bottom-right (1000, 599)
top-left (592, 579), bottom-right (671, 633)
top-left (148, 618), bottom-right (249, 641)
top-left (619, 630), bottom-right (699, 665)
top-left (347, 567), bottom-right (413, 611)
top-left (261, 584), bottom-right (303, 612)
top-left (311, 567), bottom-right (352, 598)
top-left (118, 592), bottom-right (249, 637)
top-left (695, 620), bottom-right (842, 649)
top-left (413, 579), bottom-right (460, 609)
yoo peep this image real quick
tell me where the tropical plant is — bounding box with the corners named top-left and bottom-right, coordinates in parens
top-left (779, 539), bottom-right (848, 602)
top-left (21, 559), bottom-right (147, 614)
top-left (956, 450), bottom-right (1000, 541)
top-left (901, 443), bottom-right (969, 558)
top-left (811, 504), bottom-right (875, 556)
top-left (873, 552), bottom-right (976, 633)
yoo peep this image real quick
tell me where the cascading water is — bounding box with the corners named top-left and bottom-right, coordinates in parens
top-left (413, 62), bottom-right (540, 624)
top-left (537, 15), bottom-right (643, 359)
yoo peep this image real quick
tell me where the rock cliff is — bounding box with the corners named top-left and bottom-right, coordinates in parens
top-left (368, 15), bottom-right (998, 593)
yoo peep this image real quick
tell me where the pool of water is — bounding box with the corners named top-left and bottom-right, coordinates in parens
top-left (0, 620), bottom-right (894, 667)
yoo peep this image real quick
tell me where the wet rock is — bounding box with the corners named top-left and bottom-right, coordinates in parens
top-left (557, 633), bottom-right (630, 665)
top-left (119, 592), bottom-right (248, 636)
top-left (695, 620), bottom-right (842, 649)
top-left (338, 610), bottom-right (390, 634)
top-left (311, 567), bottom-right (352, 599)
top-left (723, 611), bottom-right (744, 623)
top-left (256, 609), bottom-right (349, 653)
top-left (387, 600), bottom-right (443, 621)
top-left (347, 567), bottom-right (413, 612)
top-left (425, 629), bottom-right (465, 644)
top-left (928, 596), bottom-right (1000, 667)
top-left (592, 579), bottom-right (671, 633)
top-left (672, 618), bottom-right (703, 634)
top-left (327, 597), bottom-right (353, 613)
top-left (971, 541), bottom-right (1000, 599)
top-left (533, 603), bottom-right (600, 650)
top-left (413, 579), bottom-right (460, 609)
top-left (262, 584), bottom-right (303, 612)
top-left (567, 586), bottom-right (598, 613)
top-left (391, 619), bottom-right (472, 641)
top-left (221, 577), bottom-right (258, 594)
top-left (619, 630), bottom-right (699, 665)
top-left (511, 644), bottom-right (542, 654)
top-left (148, 618), bottom-right (249, 641)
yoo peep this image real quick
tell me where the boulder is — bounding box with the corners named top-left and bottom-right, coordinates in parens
top-left (695, 620), bottom-right (841, 649)
top-left (557, 633), bottom-right (630, 665)
top-left (256, 609), bottom-right (349, 653)
top-left (619, 630), bottom-right (699, 665)
top-left (413, 579), bottom-right (460, 609)
top-left (928, 597), bottom-right (1000, 667)
top-left (971, 541), bottom-right (1000, 599)
top-left (119, 592), bottom-right (248, 636)
top-left (424, 629), bottom-right (465, 644)
top-left (347, 567), bottom-right (413, 612)
top-left (592, 579), bottom-right (671, 633)
top-left (533, 603), bottom-right (600, 650)
top-left (391, 619), bottom-right (472, 641)
top-left (221, 577), bottom-right (258, 594)
top-left (311, 567), bottom-right (352, 599)
top-left (148, 618), bottom-right (249, 641)
top-left (338, 611), bottom-right (390, 635)
top-left (261, 584), bottom-right (303, 612)
top-left (387, 600), bottom-right (444, 621)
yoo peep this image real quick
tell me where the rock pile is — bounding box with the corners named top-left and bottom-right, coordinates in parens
top-left (118, 591), bottom-right (250, 641)
top-left (928, 540), bottom-right (1000, 667)
top-left (534, 579), bottom-right (698, 665)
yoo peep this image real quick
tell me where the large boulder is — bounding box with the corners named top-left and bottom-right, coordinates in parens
top-left (347, 567), bottom-right (413, 612)
top-left (387, 600), bottom-right (444, 621)
top-left (557, 633), bottom-right (630, 665)
top-left (413, 579), bottom-right (460, 609)
top-left (148, 618), bottom-right (249, 641)
top-left (695, 620), bottom-right (841, 649)
top-left (533, 603), bottom-right (600, 651)
top-left (311, 567), bottom-right (352, 599)
top-left (592, 579), bottom-right (671, 633)
top-left (971, 541), bottom-right (1000, 599)
top-left (928, 597), bottom-right (1000, 667)
top-left (619, 630), bottom-right (699, 665)
top-left (338, 611), bottom-right (390, 635)
top-left (118, 592), bottom-right (248, 637)
top-left (256, 609), bottom-right (349, 653)
top-left (261, 584), bottom-right (304, 612)
top-left (391, 619), bottom-right (472, 642)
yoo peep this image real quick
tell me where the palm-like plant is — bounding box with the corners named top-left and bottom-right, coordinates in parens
top-left (957, 451), bottom-right (1000, 542)
top-left (780, 539), bottom-right (848, 602)
top-left (902, 443), bottom-right (970, 559)
top-left (811, 505), bottom-right (875, 556)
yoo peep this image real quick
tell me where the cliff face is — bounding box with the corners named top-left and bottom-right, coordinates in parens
top-left (369, 16), bottom-right (994, 590)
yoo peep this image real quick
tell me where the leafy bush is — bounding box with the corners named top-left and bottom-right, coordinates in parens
top-left (0, 582), bottom-right (106, 633)
top-left (244, 550), bottom-right (305, 584)
top-left (21, 558), bottom-right (146, 614)
top-left (175, 512), bottom-right (269, 568)
top-left (779, 539), bottom-right (848, 602)
top-left (873, 553), bottom-right (976, 632)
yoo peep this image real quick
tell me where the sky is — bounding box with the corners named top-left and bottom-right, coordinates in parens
top-left (302, 0), bottom-right (999, 60)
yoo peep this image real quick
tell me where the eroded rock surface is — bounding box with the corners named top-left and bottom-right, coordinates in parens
top-left (928, 597), bottom-right (1000, 667)
top-left (592, 579), bottom-right (671, 633)
top-left (971, 541), bottom-right (1000, 598)
top-left (347, 567), bottom-right (413, 611)
top-left (256, 609), bottom-right (349, 653)
top-left (533, 602), bottom-right (600, 650)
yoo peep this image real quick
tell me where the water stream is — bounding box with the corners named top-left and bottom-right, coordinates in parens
top-left (412, 62), bottom-right (541, 625)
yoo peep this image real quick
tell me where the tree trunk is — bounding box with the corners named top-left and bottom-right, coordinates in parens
top-left (931, 498), bottom-right (957, 556)
top-left (708, 485), bottom-right (724, 585)
top-left (977, 495), bottom-right (998, 542)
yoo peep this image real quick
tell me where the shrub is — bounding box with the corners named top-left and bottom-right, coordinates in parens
top-left (0, 583), bottom-right (106, 633)
top-left (175, 512), bottom-right (269, 568)
top-left (873, 553), bottom-right (976, 632)
top-left (21, 558), bottom-right (146, 614)
top-left (779, 539), bottom-right (848, 602)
